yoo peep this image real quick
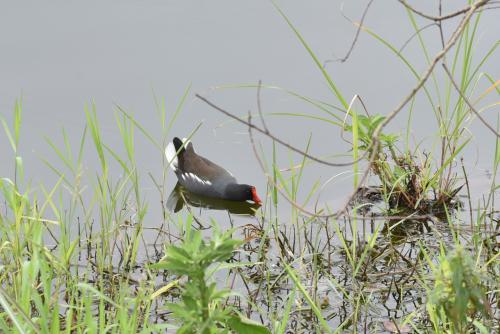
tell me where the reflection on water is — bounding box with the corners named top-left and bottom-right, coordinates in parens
top-left (166, 183), bottom-right (261, 215)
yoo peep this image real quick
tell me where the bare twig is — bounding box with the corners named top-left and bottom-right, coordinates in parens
top-left (438, 0), bottom-right (446, 48)
top-left (196, 93), bottom-right (367, 167)
top-left (398, 23), bottom-right (438, 53)
top-left (442, 63), bottom-right (500, 138)
top-left (397, 0), bottom-right (489, 22)
top-left (335, 0), bottom-right (375, 63)
top-left (246, 110), bottom-right (425, 220)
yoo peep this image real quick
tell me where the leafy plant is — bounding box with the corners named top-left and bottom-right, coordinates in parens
top-left (426, 246), bottom-right (491, 333)
top-left (152, 216), bottom-right (270, 334)
top-left (344, 114), bottom-right (399, 152)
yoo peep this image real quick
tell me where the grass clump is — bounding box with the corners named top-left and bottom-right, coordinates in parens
top-left (345, 113), bottom-right (463, 213)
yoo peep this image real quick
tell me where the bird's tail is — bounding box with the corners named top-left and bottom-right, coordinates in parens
top-left (165, 137), bottom-right (190, 171)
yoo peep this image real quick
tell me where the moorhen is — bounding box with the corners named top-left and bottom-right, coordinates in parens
top-left (165, 137), bottom-right (262, 204)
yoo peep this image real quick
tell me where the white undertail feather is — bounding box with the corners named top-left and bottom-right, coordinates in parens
top-left (165, 137), bottom-right (192, 171)
top-left (165, 142), bottom-right (178, 171)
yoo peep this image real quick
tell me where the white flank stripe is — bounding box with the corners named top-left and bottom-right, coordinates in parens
top-left (189, 173), bottom-right (200, 183)
top-left (182, 172), bottom-right (212, 186)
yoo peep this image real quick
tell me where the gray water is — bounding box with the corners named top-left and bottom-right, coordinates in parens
top-left (1, 0), bottom-right (498, 223)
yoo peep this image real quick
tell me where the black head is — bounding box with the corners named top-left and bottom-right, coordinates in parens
top-left (225, 184), bottom-right (262, 204)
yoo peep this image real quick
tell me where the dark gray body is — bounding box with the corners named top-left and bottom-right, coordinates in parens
top-left (175, 141), bottom-right (238, 199)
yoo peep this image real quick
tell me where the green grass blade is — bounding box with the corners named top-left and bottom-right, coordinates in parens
top-left (272, 1), bottom-right (348, 110)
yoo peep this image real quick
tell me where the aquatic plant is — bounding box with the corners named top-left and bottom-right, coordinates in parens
top-left (152, 215), bottom-right (269, 334)
top-left (426, 247), bottom-right (492, 333)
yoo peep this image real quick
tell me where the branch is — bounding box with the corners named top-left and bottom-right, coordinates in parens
top-left (399, 23), bottom-right (438, 53)
top-left (195, 93), bottom-right (367, 167)
top-left (397, 0), bottom-right (489, 22)
top-left (247, 110), bottom-right (378, 219)
top-left (442, 64), bottom-right (500, 138)
top-left (336, 0), bottom-right (375, 63)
